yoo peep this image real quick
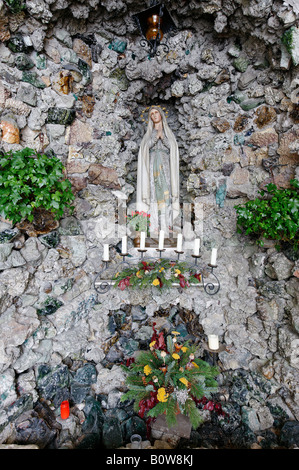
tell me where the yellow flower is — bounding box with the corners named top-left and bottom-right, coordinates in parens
top-left (157, 387), bottom-right (169, 403)
top-left (179, 377), bottom-right (189, 387)
top-left (159, 267), bottom-right (164, 272)
top-left (115, 272), bottom-right (119, 277)
top-left (136, 270), bottom-right (143, 278)
top-left (175, 269), bottom-right (181, 275)
top-left (172, 353), bottom-right (180, 360)
top-left (181, 347), bottom-right (188, 353)
top-left (192, 361), bottom-right (199, 368)
top-left (152, 279), bottom-right (160, 286)
top-left (149, 341), bottom-right (156, 349)
top-left (144, 365), bottom-right (152, 376)
top-left (171, 331), bottom-right (180, 336)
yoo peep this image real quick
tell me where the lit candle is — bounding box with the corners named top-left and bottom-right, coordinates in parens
top-left (208, 335), bottom-right (219, 351)
top-left (159, 230), bottom-right (164, 250)
top-left (140, 231), bottom-right (145, 250)
top-left (193, 238), bottom-right (200, 256)
top-left (122, 236), bottom-right (127, 254)
top-left (211, 248), bottom-right (217, 265)
top-left (103, 244), bottom-right (109, 261)
top-left (177, 233), bottom-right (183, 252)
top-left (60, 400), bottom-right (70, 419)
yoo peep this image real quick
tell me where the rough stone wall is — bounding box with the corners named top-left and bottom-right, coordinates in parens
top-left (0, 0), bottom-right (298, 447)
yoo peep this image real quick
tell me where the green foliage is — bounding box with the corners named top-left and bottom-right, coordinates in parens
top-left (282, 27), bottom-right (295, 54)
top-left (4, 0), bottom-right (25, 14)
top-left (113, 258), bottom-right (202, 291)
top-left (0, 147), bottom-right (75, 225)
top-left (234, 179), bottom-right (299, 248)
top-left (121, 330), bottom-right (219, 429)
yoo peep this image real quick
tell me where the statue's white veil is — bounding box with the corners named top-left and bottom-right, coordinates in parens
top-left (136, 106), bottom-right (180, 223)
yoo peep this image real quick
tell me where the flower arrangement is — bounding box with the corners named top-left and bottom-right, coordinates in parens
top-left (126, 210), bottom-right (151, 235)
top-left (120, 324), bottom-right (219, 429)
top-left (113, 259), bottom-right (202, 291)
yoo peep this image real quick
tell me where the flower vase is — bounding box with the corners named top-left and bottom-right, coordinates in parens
top-left (133, 232), bottom-right (140, 248)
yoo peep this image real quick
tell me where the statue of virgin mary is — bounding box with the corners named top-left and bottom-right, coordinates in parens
top-left (136, 105), bottom-right (180, 237)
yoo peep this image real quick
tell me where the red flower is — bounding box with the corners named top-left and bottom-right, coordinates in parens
top-left (178, 274), bottom-right (189, 288)
top-left (118, 276), bottom-right (130, 290)
top-left (204, 400), bottom-right (215, 411)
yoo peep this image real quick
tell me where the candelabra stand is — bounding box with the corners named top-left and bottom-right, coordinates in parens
top-left (203, 341), bottom-right (226, 366)
top-left (156, 248), bottom-right (166, 258)
top-left (202, 264), bottom-right (220, 295)
top-left (94, 260), bottom-right (111, 294)
top-left (93, 247), bottom-right (221, 296)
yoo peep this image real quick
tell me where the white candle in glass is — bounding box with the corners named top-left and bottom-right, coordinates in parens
top-left (194, 238), bottom-right (200, 256)
top-left (121, 236), bottom-right (127, 254)
top-left (140, 231), bottom-right (145, 250)
top-left (208, 335), bottom-right (219, 350)
top-left (177, 233), bottom-right (183, 252)
top-left (103, 244), bottom-right (109, 261)
top-left (211, 248), bottom-right (217, 265)
top-left (159, 230), bottom-right (164, 250)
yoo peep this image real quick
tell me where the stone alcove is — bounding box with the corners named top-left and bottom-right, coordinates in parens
top-left (0, 0), bottom-right (298, 450)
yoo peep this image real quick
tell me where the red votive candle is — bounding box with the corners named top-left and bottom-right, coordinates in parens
top-left (60, 400), bottom-right (70, 419)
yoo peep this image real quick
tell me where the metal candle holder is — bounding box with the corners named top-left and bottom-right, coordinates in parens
top-left (94, 247), bottom-right (220, 296)
top-left (203, 341), bottom-right (226, 366)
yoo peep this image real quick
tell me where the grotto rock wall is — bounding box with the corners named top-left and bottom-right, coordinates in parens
top-left (0, 0), bottom-right (298, 448)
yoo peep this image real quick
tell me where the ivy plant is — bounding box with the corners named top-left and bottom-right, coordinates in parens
top-left (0, 147), bottom-right (75, 225)
top-left (234, 179), bottom-right (299, 248)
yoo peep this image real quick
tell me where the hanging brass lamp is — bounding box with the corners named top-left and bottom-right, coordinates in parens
top-left (132, 2), bottom-right (176, 57)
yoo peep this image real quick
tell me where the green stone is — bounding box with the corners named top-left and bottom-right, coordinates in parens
top-left (108, 39), bottom-right (127, 53)
top-left (47, 107), bottom-right (76, 125)
top-left (233, 56), bottom-right (249, 72)
top-left (227, 90), bottom-right (246, 105)
top-left (22, 71), bottom-right (46, 89)
top-left (6, 394), bottom-right (33, 423)
top-left (109, 68), bottom-right (129, 91)
top-left (73, 364), bottom-right (97, 385)
top-left (239, 98), bottom-right (264, 111)
top-left (82, 397), bottom-right (104, 435)
top-left (8, 34), bottom-right (28, 53)
top-left (0, 229), bottom-right (18, 244)
top-left (122, 416), bottom-right (147, 442)
top-left (102, 418), bottom-right (123, 449)
top-left (216, 182), bottom-right (227, 208)
top-left (36, 365), bottom-right (70, 400)
top-left (234, 134), bottom-right (245, 146)
top-left (39, 231), bottom-right (60, 248)
top-left (36, 297), bottom-right (63, 316)
top-left (78, 58), bottom-right (92, 85)
top-left (15, 54), bottom-right (34, 71)
top-left (36, 53), bottom-right (47, 70)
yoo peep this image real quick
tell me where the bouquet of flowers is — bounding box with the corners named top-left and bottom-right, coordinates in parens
top-left (113, 259), bottom-right (202, 291)
top-left (126, 210), bottom-right (150, 235)
top-left (120, 325), bottom-right (219, 429)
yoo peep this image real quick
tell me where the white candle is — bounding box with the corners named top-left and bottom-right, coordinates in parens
top-left (159, 230), bottom-right (164, 250)
top-left (140, 231), bottom-right (145, 250)
top-left (208, 335), bottom-right (219, 351)
top-left (193, 238), bottom-right (200, 256)
top-left (121, 236), bottom-right (127, 254)
top-left (177, 233), bottom-right (182, 252)
top-left (103, 244), bottom-right (109, 261)
top-left (211, 248), bottom-right (217, 265)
